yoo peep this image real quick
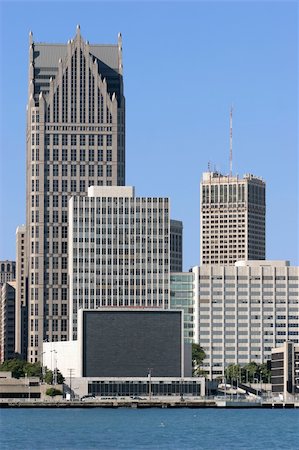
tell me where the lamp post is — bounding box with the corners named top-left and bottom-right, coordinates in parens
top-left (148, 368), bottom-right (153, 401)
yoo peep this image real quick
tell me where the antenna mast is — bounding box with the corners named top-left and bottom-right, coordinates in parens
top-left (229, 106), bottom-right (233, 177)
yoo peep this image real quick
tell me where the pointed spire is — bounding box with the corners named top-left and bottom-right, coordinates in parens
top-left (76, 24), bottom-right (81, 36)
top-left (29, 30), bottom-right (33, 45)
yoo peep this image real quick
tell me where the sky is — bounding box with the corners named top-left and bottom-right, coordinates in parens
top-left (0, 0), bottom-right (298, 270)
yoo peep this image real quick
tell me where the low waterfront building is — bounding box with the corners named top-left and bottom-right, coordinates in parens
top-left (63, 376), bottom-right (205, 399)
top-left (271, 341), bottom-right (299, 400)
top-left (43, 308), bottom-right (191, 379)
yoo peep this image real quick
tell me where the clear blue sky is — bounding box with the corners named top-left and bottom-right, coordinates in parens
top-left (0, 1), bottom-right (298, 269)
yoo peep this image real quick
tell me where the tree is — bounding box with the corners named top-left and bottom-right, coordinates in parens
top-left (0, 359), bottom-right (43, 379)
top-left (44, 368), bottom-right (65, 385)
top-left (0, 358), bottom-right (27, 378)
top-left (192, 344), bottom-right (206, 376)
top-left (46, 387), bottom-right (63, 397)
top-left (225, 364), bottom-right (242, 382)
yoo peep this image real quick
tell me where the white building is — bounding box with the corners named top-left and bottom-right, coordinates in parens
top-left (189, 261), bottom-right (299, 379)
top-left (200, 171), bottom-right (265, 265)
top-left (69, 186), bottom-right (170, 339)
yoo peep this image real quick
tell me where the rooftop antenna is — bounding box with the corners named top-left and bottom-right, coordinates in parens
top-left (229, 105), bottom-right (233, 177)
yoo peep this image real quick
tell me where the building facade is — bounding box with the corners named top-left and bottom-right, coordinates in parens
top-left (200, 171), bottom-right (265, 265)
top-left (15, 225), bottom-right (27, 358)
top-left (170, 220), bottom-right (183, 272)
top-left (170, 272), bottom-right (195, 343)
top-left (271, 341), bottom-right (299, 399)
top-left (192, 261), bottom-right (299, 379)
top-left (0, 282), bottom-right (16, 363)
top-left (68, 186), bottom-right (170, 339)
top-left (26, 27), bottom-right (125, 361)
top-left (0, 261), bottom-right (16, 285)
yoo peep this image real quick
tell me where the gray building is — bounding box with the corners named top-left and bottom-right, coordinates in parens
top-left (68, 186), bottom-right (170, 339)
top-left (170, 272), bottom-right (195, 343)
top-left (200, 171), bottom-right (265, 265)
top-left (0, 282), bottom-right (16, 363)
top-left (26, 27), bottom-right (125, 361)
top-left (43, 308), bottom-right (191, 378)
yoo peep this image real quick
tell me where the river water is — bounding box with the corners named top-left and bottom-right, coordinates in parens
top-left (1, 408), bottom-right (298, 449)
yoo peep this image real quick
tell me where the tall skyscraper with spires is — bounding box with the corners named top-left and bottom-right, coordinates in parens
top-left (200, 171), bottom-right (266, 265)
top-left (26, 26), bottom-right (125, 361)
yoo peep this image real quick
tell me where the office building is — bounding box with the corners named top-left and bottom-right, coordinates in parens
top-left (15, 225), bottom-right (27, 358)
top-left (271, 341), bottom-right (299, 399)
top-left (68, 186), bottom-right (170, 338)
top-left (170, 220), bottom-right (183, 272)
top-left (200, 171), bottom-right (265, 265)
top-left (0, 282), bottom-right (16, 363)
top-left (192, 261), bottom-right (299, 379)
top-left (26, 27), bottom-right (125, 361)
top-left (0, 261), bottom-right (16, 285)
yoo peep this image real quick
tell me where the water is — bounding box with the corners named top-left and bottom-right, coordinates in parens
top-left (1, 408), bottom-right (298, 449)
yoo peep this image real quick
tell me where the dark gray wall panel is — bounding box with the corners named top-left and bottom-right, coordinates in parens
top-left (83, 310), bottom-right (182, 377)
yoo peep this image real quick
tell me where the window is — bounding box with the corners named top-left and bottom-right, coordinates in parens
top-left (107, 135), bottom-right (112, 146)
top-left (80, 165), bottom-right (85, 177)
top-left (62, 135), bottom-right (68, 145)
top-left (53, 149), bottom-right (59, 161)
top-left (98, 149), bottom-right (103, 161)
top-left (106, 165), bottom-right (112, 177)
top-left (80, 135), bottom-right (85, 146)
top-left (62, 149), bottom-right (68, 161)
top-left (97, 165), bottom-right (103, 177)
top-left (98, 135), bottom-right (103, 147)
top-left (89, 149), bottom-right (94, 161)
top-left (80, 180), bottom-right (85, 192)
top-left (53, 165), bottom-right (59, 177)
top-left (62, 164), bottom-right (68, 176)
top-left (71, 165), bottom-right (76, 177)
top-left (80, 149), bottom-right (85, 161)
top-left (71, 149), bottom-right (76, 161)
top-left (71, 135), bottom-right (76, 145)
top-left (89, 166), bottom-right (94, 177)
top-left (53, 180), bottom-right (58, 191)
top-left (89, 135), bottom-right (95, 146)
top-left (107, 149), bottom-right (112, 162)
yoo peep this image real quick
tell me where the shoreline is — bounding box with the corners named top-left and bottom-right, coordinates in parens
top-left (1, 399), bottom-right (298, 409)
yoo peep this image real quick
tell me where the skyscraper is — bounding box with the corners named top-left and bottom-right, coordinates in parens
top-left (26, 27), bottom-right (125, 361)
top-left (200, 171), bottom-right (265, 265)
top-left (69, 186), bottom-right (170, 339)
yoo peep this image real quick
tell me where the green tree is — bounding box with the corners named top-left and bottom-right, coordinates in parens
top-left (0, 358), bottom-right (27, 378)
top-left (46, 387), bottom-right (63, 397)
top-left (192, 344), bottom-right (206, 376)
top-left (44, 368), bottom-right (65, 384)
top-left (225, 364), bottom-right (242, 382)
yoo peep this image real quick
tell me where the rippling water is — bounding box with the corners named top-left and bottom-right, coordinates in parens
top-left (1, 408), bottom-right (299, 449)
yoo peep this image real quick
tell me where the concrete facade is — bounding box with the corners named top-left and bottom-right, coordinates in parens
top-left (200, 172), bottom-right (265, 265)
top-left (26, 27), bottom-right (125, 361)
top-left (68, 186), bottom-right (170, 339)
top-left (192, 261), bottom-right (299, 379)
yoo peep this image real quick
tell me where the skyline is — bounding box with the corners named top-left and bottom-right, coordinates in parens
top-left (0, 1), bottom-right (298, 269)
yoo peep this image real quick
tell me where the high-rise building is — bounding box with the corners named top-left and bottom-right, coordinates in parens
top-left (15, 225), bottom-right (27, 358)
top-left (200, 171), bottom-right (266, 265)
top-left (26, 27), bottom-right (125, 361)
top-left (68, 186), bottom-right (170, 339)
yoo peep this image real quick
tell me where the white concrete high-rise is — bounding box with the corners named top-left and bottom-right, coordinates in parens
top-left (26, 27), bottom-right (125, 361)
top-left (200, 171), bottom-right (266, 265)
top-left (68, 186), bottom-right (170, 339)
